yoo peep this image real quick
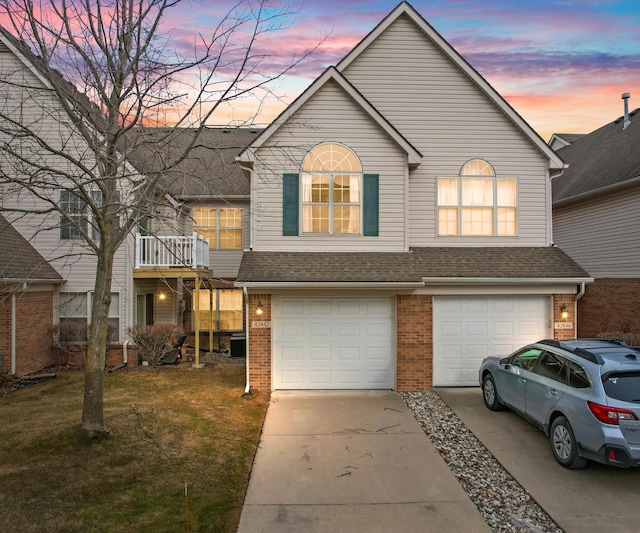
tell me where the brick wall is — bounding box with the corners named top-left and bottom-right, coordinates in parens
top-left (553, 294), bottom-right (576, 341)
top-left (577, 279), bottom-right (640, 337)
top-left (248, 294), bottom-right (271, 390)
top-left (397, 294), bottom-right (432, 391)
top-left (0, 291), bottom-right (55, 376)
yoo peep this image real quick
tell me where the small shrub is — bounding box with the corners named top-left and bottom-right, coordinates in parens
top-left (49, 323), bottom-right (119, 369)
top-left (129, 324), bottom-right (177, 365)
top-left (598, 332), bottom-right (640, 348)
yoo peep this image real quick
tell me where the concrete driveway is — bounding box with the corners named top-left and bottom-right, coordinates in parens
top-left (437, 388), bottom-right (640, 533)
top-left (238, 390), bottom-right (490, 533)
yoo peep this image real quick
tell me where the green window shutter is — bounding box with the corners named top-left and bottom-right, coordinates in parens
top-left (363, 174), bottom-right (379, 236)
top-left (282, 173), bottom-right (299, 236)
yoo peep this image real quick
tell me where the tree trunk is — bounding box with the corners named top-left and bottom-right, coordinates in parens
top-left (82, 241), bottom-right (115, 436)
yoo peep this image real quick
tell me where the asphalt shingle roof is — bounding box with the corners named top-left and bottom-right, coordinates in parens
top-left (552, 108), bottom-right (640, 203)
top-left (124, 128), bottom-right (262, 198)
top-left (0, 214), bottom-right (62, 282)
top-left (236, 247), bottom-right (589, 284)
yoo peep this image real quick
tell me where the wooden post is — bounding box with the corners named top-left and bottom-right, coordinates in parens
top-left (209, 288), bottom-right (214, 353)
top-left (194, 277), bottom-right (201, 366)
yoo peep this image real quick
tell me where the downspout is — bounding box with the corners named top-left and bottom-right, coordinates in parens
top-left (122, 340), bottom-right (129, 365)
top-left (243, 286), bottom-right (250, 395)
top-left (11, 292), bottom-right (17, 374)
top-left (575, 282), bottom-right (586, 302)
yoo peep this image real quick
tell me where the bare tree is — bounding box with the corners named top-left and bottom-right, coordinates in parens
top-left (0, 0), bottom-right (312, 435)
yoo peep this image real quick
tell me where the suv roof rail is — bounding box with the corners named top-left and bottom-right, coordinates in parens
top-left (537, 338), bottom-right (604, 365)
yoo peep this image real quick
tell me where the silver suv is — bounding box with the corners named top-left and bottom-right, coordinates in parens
top-left (479, 339), bottom-right (640, 468)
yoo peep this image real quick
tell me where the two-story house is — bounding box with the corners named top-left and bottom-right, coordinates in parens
top-left (552, 95), bottom-right (640, 337)
top-left (235, 2), bottom-right (591, 391)
top-left (125, 127), bottom-right (260, 350)
top-left (0, 213), bottom-right (63, 375)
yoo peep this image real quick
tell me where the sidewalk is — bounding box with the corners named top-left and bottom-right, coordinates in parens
top-left (237, 390), bottom-right (489, 533)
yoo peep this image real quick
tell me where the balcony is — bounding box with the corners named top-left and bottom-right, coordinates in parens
top-left (134, 233), bottom-right (210, 278)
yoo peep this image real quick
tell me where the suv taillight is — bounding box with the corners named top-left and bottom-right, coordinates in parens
top-left (587, 401), bottom-right (639, 425)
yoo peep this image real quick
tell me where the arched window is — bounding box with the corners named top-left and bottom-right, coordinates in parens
top-left (438, 159), bottom-right (517, 236)
top-left (301, 143), bottom-right (362, 234)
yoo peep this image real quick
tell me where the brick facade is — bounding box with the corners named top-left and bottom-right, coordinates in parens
top-left (553, 293), bottom-right (577, 341)
top-left (577, 279), bottom-right (640, 337)
top-left (247, 294), bottom-right (271, 390)
top-left (0, 291), bottom-right (55, 376)
top-left (397, 294), bottom-right (432, 391)
top-left (246, 293), bottom-right (575, 391)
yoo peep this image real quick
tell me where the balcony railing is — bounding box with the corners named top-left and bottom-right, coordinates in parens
top-left (135, 233), bottom-right (210, 269)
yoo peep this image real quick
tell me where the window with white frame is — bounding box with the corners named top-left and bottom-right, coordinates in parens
top-left (301, 143), bottom-right (361, 234)
top-left (438, 159), bottom-right (517, 236)
top-left (193, 289), bottom-right (243, 331)
top-left (60, 190), bottom-right (120, 240)
top-left (193, 208), bottom-right (242, 249)
top-left (59, 292), bottom-right (120, 341)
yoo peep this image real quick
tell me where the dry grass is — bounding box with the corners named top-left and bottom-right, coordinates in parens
top-left (0, 365), bottom-right (268, 532)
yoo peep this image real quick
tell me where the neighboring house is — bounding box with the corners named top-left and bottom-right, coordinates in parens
top-left (0, 213), bottom-right (63, 375)
top-left (126, 127), bottom-right (261, 348)
top-left (552, 96), bottom-right (640, 337)
top-left (0, 23), bottom-right (259, 362)
top-left (235, 2), bottom-right (591, 391)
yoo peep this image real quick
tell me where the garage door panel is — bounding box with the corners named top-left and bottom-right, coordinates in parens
top-left (493, 321), bottom-right (514, 335)
top-left (273, 297), bottom-right (394, 390)
top-left (467, 320), bottom-right (489, 336)
top-left (434, 296), bottom-right (549, 387)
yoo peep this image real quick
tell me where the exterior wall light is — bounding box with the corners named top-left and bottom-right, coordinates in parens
top-left (256, 301), bottom-right (264, 316)
top-left (159, 292), bottom-right (166, 301)
top-left (560, 303), bottom-right (569, 320)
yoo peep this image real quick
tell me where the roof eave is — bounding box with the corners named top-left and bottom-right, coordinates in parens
top-left (553, 175), bottom-right (640, 208)
top-left (235, 281), bottom-right (425, 289)
top-left (422, 277), bottom-right (593, 285)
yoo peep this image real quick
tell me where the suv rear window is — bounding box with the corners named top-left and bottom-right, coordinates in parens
top-left (602, 372), bottom-right (640, 402)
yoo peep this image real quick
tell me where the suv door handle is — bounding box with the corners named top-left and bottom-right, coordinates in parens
top-left (519, 378), bottom-right (527, 383)
top-left (549, 389), bottom-right (558, 395)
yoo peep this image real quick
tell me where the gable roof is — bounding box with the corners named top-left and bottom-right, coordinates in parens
top-left (236, 247), bottom-right (589, 286)
top-left (240, 66), bottom-right (422, 166)
top-left (335, 2), bottom-right (564, 171)
top-left (0, 26), bottom-right (107, 132)
top-left (552, 108), bottom-right (640, 204)
top-left (124, 127), bottom-right (261, 198)
top-left (548, 133), bottom-right (585, 151)
top-left (0, 214), bottom-right (63, 283)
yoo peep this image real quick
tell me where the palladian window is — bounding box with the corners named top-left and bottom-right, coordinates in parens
top-left (438, 159), bottom-right (517, 236)
top-left (301, 143), bottom-right (361, 234)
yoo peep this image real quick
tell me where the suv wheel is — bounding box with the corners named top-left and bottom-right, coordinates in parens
top-left (550, 416), bottom-right (588, 469)
top-left (482, 374), bottom-right (505, 411)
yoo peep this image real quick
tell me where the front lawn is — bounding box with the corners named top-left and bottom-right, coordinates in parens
top-left (0, 365), bottom-right (268, 532)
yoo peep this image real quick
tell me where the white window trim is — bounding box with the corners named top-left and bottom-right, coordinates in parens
top-left (194, 208), bottom-right (243, 249)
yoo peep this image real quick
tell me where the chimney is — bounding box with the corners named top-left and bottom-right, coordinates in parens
top-left (622, 92), bottom-right (631, 129)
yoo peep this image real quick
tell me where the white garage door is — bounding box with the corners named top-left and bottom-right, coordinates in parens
top-left (433, 296), bottom-right (550, 387)
top-left (273, 297), bottom-right (394, 390)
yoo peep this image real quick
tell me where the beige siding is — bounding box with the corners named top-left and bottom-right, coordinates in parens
top-left (341, 14), bottom-right (550, 247)
top-left (253, 80), bottom-right (407, 252)
top-left (553, 187), bottom-right (640, 278)
top-left (0, 48), bottom-right (133, 340)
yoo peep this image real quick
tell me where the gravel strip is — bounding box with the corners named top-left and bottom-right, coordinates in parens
top-left (402, 391), bottom-right (562, 533)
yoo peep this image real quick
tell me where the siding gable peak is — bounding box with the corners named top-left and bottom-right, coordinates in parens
top-left (335, 2), bottom-right (564, 171)
top-left (239, 66), bottom-right (421, 166)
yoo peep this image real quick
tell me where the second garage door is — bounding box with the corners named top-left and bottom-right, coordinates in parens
top-left (273, 297), bottom-right (394, 390)
top-left (433, 296), bottom-right (550, 386)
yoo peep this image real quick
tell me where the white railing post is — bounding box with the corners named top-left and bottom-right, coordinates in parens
top-left (135, 233), bottom-right (141, 268)
top-left (192, 232), bottom-right (198, 267)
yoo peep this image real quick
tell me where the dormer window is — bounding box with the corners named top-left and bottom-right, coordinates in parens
top-left (437, 159), bottom-right (517, 236)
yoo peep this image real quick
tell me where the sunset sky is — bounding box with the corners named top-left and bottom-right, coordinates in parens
top-left (2, 1), bottom-right (638, 141)
top-left (171, 0), bottom-right (640, 140)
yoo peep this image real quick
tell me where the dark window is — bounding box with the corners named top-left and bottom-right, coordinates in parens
top-left (534, 351), bottom-right (568, 384)
top-left (510, 348), bottom-right (543, 371)
top-left (567, 359), bottom-right (591, 388)
top-left (603, 372), bottom-right (640, 402)
top-left (60, 190), bottom-right (87, 239)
